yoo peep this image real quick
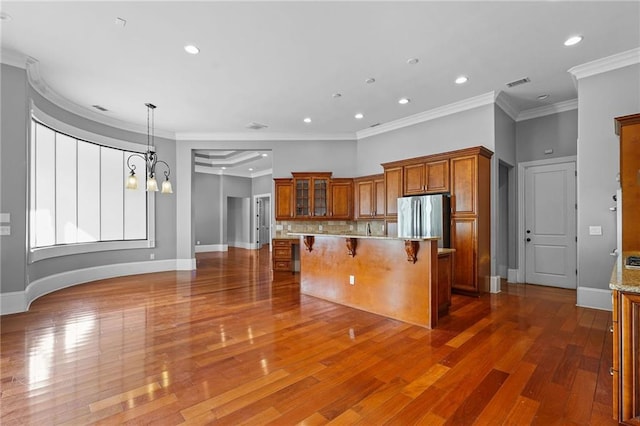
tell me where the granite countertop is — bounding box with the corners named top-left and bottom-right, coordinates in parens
top-left (287, 232), bottom-right (440, 242)
top-left (610, 251), bottom-right (640, 293)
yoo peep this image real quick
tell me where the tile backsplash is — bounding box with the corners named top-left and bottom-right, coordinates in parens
top-left (274, 220), bottom-right (386, 238)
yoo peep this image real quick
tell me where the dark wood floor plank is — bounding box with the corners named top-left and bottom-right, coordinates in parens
top-left (0, 248), bottom-right (615, 425)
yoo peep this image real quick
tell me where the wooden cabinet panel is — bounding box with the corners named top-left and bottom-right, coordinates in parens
top-left (426, 159), bottom-right (449, 193)
top-left (354, 174), bottom-right (385, 219)
top-left (272, 239), bottom-right (298, 272)
top-left (274, 179), bottom-right (294, 220)
top-left (384, 167), bottom-right (403, 218)
top-left (329, 179), bottom-right (353, 220)
top-left (613, 290), bottom-right (640, 423)
top-left (404, 163), bottom-right (426, 195)
top-left (437, 252), bottom-right (453, 315)
top-left (617, 115), bottom-right (640, 251)
top-left (373, 177), bottom-right (385, 218)
top-left (451, 217), bottom-right (477, 293)
top-left (451, 156), bottom-right (477, 215)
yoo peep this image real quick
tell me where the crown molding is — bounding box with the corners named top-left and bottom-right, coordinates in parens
top-left (24, 57), bottom-right (176, 140)
top-left (568, 47), bottom-right (640, 81)
top-left (356, 92), bottom-right (496, 140)
top-left (176, 132), bottom-right (355, 141)
top-left (494, 91), bottom-right (519, 121)
top-left (0, 49), bottom-right (29, 69)
top-left (195, 165), bottom-right (273, 178)
top-left (516, 98), bottom-right (578, 122)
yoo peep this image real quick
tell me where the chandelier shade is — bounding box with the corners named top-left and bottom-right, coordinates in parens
top-left (125, 103), bottom-right (173, 194)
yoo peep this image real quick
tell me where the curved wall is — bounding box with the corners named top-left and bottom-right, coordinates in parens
top-left (0, 64), bottom-right (177, 314)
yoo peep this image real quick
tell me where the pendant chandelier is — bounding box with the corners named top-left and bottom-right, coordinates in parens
top-left (125, 103), bottom-right (173, 193)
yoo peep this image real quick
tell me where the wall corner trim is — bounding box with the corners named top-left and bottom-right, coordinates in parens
top-left (568, 47), bottom-right (640, 81)
top-left (576, 286), bottom-right (612, 311)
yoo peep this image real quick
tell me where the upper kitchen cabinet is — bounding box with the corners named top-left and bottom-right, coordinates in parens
top-left (383, 166), bottom-right (403, 219)
top-left (292, 172), bottom-right (332, 219)
top-left (329, 178), bottom-right (353, 220)
top-left (450, 148), bottom-right (492, 216)
top-left (403, 158), bottom-right (450, 196)
top-left (274, 178), bottom-right (294, 220)
top-left (616, 114), bottom-right (640, 251)
top-left (354, 174), bottom-right (385, 219)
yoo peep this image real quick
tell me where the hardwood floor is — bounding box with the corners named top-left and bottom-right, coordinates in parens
top-left (1, 247), bottom-right (615, 425)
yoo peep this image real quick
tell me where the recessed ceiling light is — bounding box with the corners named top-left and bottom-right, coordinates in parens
top-left (537, 94), bottom-right (550, 100)
top-left (249, 168), bottom-right (254, 171)
top-left (365, 78), bottom-right (376, 84)
top-left (0, 12), bottom-right (12, 21)
top-left (261, 153), bottom-right (268, 157)
top-left (398, 98), bottom-right (410, 105)
top-left (455, 76), bottom-right (469, 85)
top-left (407, 58), bottom-right (419, 65)
top-left (303, 117), bottom-right (311, 123)
top-left (184, 45), bottom-right (200, 55)
top-left (564, 35), bottom-right (583, 46)
top-left (332, 93), bottom-right (342, 99)
top-left (355, 113), bottom-right (364, 119)
top-left (221, 166), bottom-right (227, 170)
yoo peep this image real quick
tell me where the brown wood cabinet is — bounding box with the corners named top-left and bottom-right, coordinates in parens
top-left (612, 289), bottom-right (640, 424)
top-left (292, 172), bottom-right (332, 219)
top-left (617, 114), bottom-right (640, 251)
top-left (382, 146), bottom-right (492, 295)
top-left (329, 178), bottom-right (353, 219)
top-left (437, 250), bottom-right (453, 315)
top-left (274, 178), bottom-right (294, 220)
top-left (272, 238), bottom-right (298, 272)
top-left (354, 174), bottom-right (385, 219)
top-left (384, 166), bottom-right (403, 219)
top-left (404, 159), bottom-right (449, 195)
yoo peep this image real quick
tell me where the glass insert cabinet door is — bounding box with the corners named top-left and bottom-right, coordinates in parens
top-left (295, 178), bottom-right (310, 216)
top-left (292, 172), bottom-right (332, 218)
top-left (313, 178), bottom-right (328, 217)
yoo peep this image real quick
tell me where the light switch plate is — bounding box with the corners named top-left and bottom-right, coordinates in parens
top-left (589, 226), bottom-right (602, 236)
top-left (0, 226), bottom-right (10, 236)
top-left (0, 213), bottom-right (9, 223)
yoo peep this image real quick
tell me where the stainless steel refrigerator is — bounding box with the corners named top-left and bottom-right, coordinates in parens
top-left (397, 193), bottom-right (450, 247)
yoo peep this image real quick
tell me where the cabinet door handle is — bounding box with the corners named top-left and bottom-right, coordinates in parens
top-left (609, 367), bottom-right (614, 376)
top-left (609, 325), bottom-right (614, 333)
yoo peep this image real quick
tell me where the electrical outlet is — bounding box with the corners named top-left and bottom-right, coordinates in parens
top-left (349, 275), bottom-right (355, 285)
top-left (196, 240), bottom-right (200, 245)
top-left (319, 225), bottom-right (323, 231)
top-left (150, 253), bottom-right (155, 260)
top-left (0, 226), bottom-right (10, 236)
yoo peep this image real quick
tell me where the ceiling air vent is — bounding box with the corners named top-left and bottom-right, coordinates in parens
top-left (506, 77), bottom-right (531, 88)
top-left (246, 122), bottom-right (268, 130)
top-left (92, 104), bottom-right (108, 112)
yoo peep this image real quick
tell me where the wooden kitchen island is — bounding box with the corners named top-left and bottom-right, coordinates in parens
top-left (290, 233), bottom-right (453, 328)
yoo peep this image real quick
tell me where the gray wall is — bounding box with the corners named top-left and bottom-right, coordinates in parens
top-left (252, 173), bottom-right (272, 195)
top-left (577, 63), bottom-right (640, 291)
top-left (194, 172), bottom-right (222, 246)
top-left (516, 109), bottom-right (578, 163)
top-left (1, 64), bottom-right (28, 293)
top-left (356, 104), bottom-right (495, 175)
top-left (494, 105), bottom-right (517, 274)
top-left (1, 64), bottom-right (177, 291)
top-left (221, 175), bottom-right (252, 244)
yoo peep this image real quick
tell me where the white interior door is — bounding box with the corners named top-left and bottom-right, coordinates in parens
top-left (524, 161), bottom-right (576, 288)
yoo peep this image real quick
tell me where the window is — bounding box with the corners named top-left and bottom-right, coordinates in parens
top-left (29, 106), bottom-right (155, 262)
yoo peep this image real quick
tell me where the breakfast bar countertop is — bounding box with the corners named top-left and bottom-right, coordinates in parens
top-left (610, 251), bottom-right (640, 293)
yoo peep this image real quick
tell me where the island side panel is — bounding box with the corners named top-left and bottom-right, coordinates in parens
top-left (299, 236), bottom-right (439, 328)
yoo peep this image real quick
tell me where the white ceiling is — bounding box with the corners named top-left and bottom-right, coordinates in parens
top-left (1, 1), bottom-right (639, 141)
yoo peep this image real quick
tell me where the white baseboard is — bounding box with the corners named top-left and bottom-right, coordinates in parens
top-left (0, 291), bottom-right (27, 315)
top-left (508, 269), bottom-right (519, 283)
top-left (576, 286), bottom-right (612, 311)
top-left (0, 259), bottom-right (185, 316)
top-left (176, 258), bottom-right (197, 270)
top-left (195, 244), bottom-right (228, 253)
top-left (228, 241), bottom-right (254, 250)
top-left (489, 275), bottom-right (501, 294)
